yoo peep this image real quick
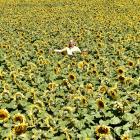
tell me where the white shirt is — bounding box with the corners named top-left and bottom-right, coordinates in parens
top-left (54, 46), bottom-right (81, 55)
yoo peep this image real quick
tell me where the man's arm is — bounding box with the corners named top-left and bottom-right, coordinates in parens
top-left (75, 46), bottom-right (81, 53)
top-left (54, 47), bottom-right (67, 53)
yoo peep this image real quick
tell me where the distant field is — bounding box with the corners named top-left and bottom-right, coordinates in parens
top-left (0, 0), bottom-right (140, 139)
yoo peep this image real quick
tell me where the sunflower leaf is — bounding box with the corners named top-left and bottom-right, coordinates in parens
top-left (109, 116), bottom-right (121, 125)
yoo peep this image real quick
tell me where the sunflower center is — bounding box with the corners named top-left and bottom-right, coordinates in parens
top-left (0, 114), bottom-right (7, 119)
top-left (87, 86), bottom-right (92, 89)
top-left (92, 70), bottom-right (97, 74)
top-left (98, 101), bottom-right (104, 108)
top-left (118, 69), bottom-right (123, 74)
top-left (15, 116), bottom-right (23, 122)
top-left (128, 62), bottom-right (133, 66)
top-left (98, 127), bottom-right (108, 134)
top-left (14, 125), bottom-right (27, 135)
top-left (69, 75), bottom-right (75, 80)
top-left (118, 76), bottom-right (125, 81)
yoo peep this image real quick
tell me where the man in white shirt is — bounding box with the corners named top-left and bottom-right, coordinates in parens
top-left (54, 39), bottom-right (81, 55)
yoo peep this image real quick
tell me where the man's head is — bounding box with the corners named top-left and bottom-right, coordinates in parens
top-left (68, 39), bottom-right (76, 48)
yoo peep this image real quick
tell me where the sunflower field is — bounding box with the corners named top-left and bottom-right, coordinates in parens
top-left (0, 0), bottom-right (140, 139)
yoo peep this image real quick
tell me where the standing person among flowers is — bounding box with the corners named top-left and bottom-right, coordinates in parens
top-left (54, 39), bottom-right (81, 55)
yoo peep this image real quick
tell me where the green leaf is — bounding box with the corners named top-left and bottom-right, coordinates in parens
top-left (133, 137), bottom-right (140, 140)
top-left (123, 113), bottom-right (135, 122)
top-left (38, 83), bottom-right (47, 91)
top-left (105, 111), bottom-right (113, 117)
top-left (114, 127), bottom-right (122, 136)
top-left (122, 122), bottom-right (131, 130)
top-left (99, 119), bottom-right (110, 125)
top-left (109, 116), bottom-right (121, 125)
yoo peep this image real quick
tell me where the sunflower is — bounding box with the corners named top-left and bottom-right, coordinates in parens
top-left (37, 56), bottom-right (44, 65)
top-left (54, 67), bottom-right (61, 75)
top-left (118, 75), bottom-right (125, 83)
top-left (62, 79), bottom-right (69, 86)
top-left (91, 62), bottom-right (96, 68)
top-left (85, 83), bottom-right (93, 93)
top-left (117, 67), bottom-right (125, 75)
top-left (95, 125), bottom-right (110, 137)
top-left (90, 68), bottom-right (98, 75)
top-left (68, 73), bottom-right (76, 81)
top-left (77, 61), bottom-right (84, 69)
top-left (13, 92), bottom-right (25, 100)
top-left (0, 109), bottom-right (10, 122)
top-left (13, 113), bottom-right (26, 123)
top-left (63, 106), bottom-right (75, 113)
top-left (39, 60), bottom-right (44, 65)
top-left (48, 82), bottom-right (56, 91)
top-left (81, 50), bottom-right (88, 57)
top-left (73, 96), bottom-right (82, 103)
top-left (15, 51), bottom-right (21, 59)
top-left (127, 60), bottom-right (134, 67)
top-left (44, 59), bottom-right (50, 65)
top-left (117, 68), bottom-right (123, 75)
top-left (98, 85), bottom-right (108, 94)
top-left (121, 134), bottom-right (132, 140)
top-left (1, 86), bottom-right (10, 96)
top-left (36, 49), bottom-right (44, 56)
top-left (35, 100), bottom-right (44, 108)
top-left (13, 123), bottom-right (27, 135)
top-left (81, 96), bottom-right (87, 105)
top-left (0, 69), bottom-right (5, 80)
top-left (113, 102), bottom-right (124, 113)
top-left (96, 98), bottom-right (105, 109)
top-left (125, 77), bottom-right (133, 85)
top-left (112, 60), bottom-right (117, 66)
top-left (108, 88), bottom-right (118, 99)
top-left (57, 62), bottom-right (61, 68)
top-left (71, 61), bottom-right (77, 67)
top-left (98, 135), bottom-right (113, 140)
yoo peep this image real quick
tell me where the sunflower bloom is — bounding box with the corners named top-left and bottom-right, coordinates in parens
top-left (117, 67), bottom-right (125, 75)
top-left (125, 77), bottom-right (133, 85)
top-left (96, 125), bottom-right (110, 137)
top-left (62, 79), bottom-right (69, 86)
top-left (71, 61), bottom-right (77, 66)
top-left (54, 67), bottom-right (61, 75)
top-left (108, 88), bottom-right (118, 99)
top-left (36, 49), bottom-right (44, 56)
top-left (68, 73), bottom-right (76, 81)
top-left (13, 113), bottom-right (26, 123)
top-left (98, 135), bottom-right (113, 140)
top-left (96, 99), bottom-right (105, 109)
top-left (13, 123), bottom-right (27, 135)
top-left (0, 69), bottom-right (5, 79)
top-left (0, 109), bottom-right (10, 122)
top-left (112, 60), bottom-right (117, 66)
top-left (48, 82), bottom-right (56, 91)
top-left (81, 50), bottom-right (88, 57)
top-left (85, 83), bottom-right (93, 93)
top-left (77, 61), bottom-right (84, 69)
top-left (113, 102), bottom-right (124, 113)
top-left (90, 68), bottom-right (98, 75)
top-left (98, 85), bottom-right (108, 94)
top-left (121, 134), bottom-right (133, 140)
top-left (118, 75), bottom-right (125, 83)
top-left (63, 106), bottom-right (75, 113)
top-left (127, 60), bottom-right (134, 67)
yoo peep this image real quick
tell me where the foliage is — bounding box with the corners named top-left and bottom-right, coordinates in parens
top-left (0, 0), bottom-right (140, 139)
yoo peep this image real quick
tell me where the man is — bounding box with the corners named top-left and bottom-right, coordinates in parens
top-left (54, 39), bottom-right (81, 55)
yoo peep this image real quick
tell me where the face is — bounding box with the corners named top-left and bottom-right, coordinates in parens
top-left (68, 40), bottom-right (75, 48)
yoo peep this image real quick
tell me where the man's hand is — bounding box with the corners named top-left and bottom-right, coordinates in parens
top-left (54, 49), bottom-right (61, 53)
